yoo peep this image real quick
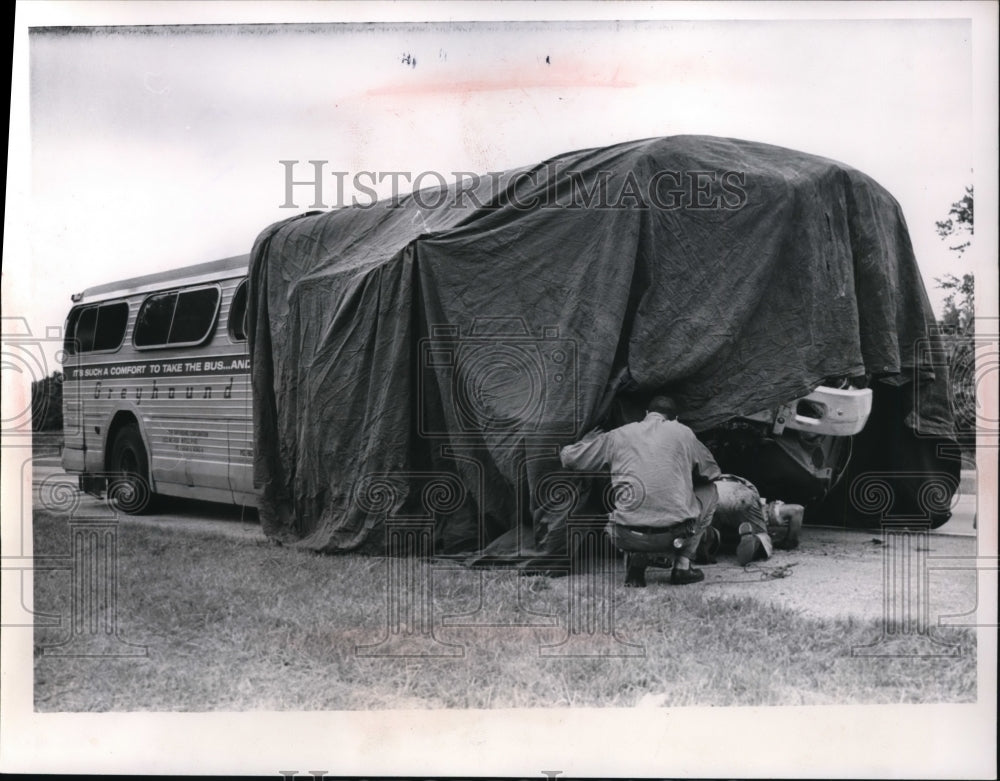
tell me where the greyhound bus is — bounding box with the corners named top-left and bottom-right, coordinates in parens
top-left (60, 253), bottom-right (873, 516)
top-left (60, 254), bottom-right (255, 512)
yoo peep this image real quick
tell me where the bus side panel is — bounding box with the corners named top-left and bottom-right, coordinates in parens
top-left (61, 309), bottom-right (126, 476)
top-left (141, 277), bottom-right (248, 497)
top-left (144, 370), bottom-right (248, 493)
top-left (227, 368), bottom-right (254, 499)
top-left (61, 347), bottom-right (86, 473)
top-left (145, 387), bottom-right (236, 494)
top-left (61, 270), bottom-right (254, 508)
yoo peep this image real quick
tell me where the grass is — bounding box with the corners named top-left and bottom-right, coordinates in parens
top-left (32, 506), bottom-right (977, 711)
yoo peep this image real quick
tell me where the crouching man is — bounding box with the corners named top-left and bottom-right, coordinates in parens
top-left (559, 395), bottom-right (721, 587)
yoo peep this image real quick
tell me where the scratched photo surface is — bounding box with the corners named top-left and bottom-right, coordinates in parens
top-left (3, 3), bottom-right (996, 777)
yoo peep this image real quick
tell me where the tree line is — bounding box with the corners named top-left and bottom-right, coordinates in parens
top-left (935, 186), bottom-right (975, 444)
top-left (31, 371), bottom-right (63, 431)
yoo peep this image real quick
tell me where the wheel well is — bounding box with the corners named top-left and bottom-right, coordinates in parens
top-left (104, 412), bottom-right (142, 471)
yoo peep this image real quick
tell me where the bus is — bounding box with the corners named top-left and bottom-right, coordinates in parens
top-left (59, 254), bottom-right (874, 518)
top-left (60, 254), bottom-right (255, 512)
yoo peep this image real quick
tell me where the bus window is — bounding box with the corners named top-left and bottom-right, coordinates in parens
top-left (74, 307), bottom-right (98, 353)
top-left (64, 308), bottom-right (82, 354)
top-left (134, 286), bottom-right (220, 348)
top-left (93, 302), bottom-right (129, 351)
top-left (228, 281), bottom-right (248, 342)
top-left (134, 292), bottom-right (174, 346)
top-left (171, 288), bottom-right (220, 343)
top-left (64, 301), bottom-right (129, 354)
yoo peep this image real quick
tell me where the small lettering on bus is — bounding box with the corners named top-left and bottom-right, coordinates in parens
top-left (67, 354), bottom-right (250, 380)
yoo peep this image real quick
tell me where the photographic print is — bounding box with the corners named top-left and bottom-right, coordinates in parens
top-left (2, 2), bottom-right (997, 777)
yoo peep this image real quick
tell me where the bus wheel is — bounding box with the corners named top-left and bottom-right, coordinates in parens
top-left (108, 425), bottom-right (153, 514)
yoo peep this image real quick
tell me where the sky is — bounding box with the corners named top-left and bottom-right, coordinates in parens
top-left (7, 7), bottom-right (991, 380)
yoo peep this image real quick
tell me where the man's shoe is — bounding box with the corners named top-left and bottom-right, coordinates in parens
top-left (737, 533), bottom-right (763, 566)
top-left (670, 566), bottom-right (705, 585)
top-left (736, 521), bottom-right (765, 565)
top-left (624, 553), bottom-right (648, 587)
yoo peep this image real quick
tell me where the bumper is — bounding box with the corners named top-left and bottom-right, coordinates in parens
top-left (743, 386), bottom-right (873, 437)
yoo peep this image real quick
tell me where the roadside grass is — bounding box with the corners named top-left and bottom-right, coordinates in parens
top-left (33, 507), bottom-right (977, 711)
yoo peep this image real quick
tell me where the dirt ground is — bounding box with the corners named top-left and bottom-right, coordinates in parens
top-left (662, 526), bottom-right (980, 625)
top-left (621, 482), bottom-right (983, 625)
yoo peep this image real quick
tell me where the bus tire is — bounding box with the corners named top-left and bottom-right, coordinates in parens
top-left (108, 425), bottom-right (154, 514)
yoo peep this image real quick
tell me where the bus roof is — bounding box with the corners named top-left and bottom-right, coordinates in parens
top-left (75, 254), bottom-right (250, 303)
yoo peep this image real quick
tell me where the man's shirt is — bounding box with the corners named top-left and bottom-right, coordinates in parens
top-left (559, 412), bottom-right (722, 529)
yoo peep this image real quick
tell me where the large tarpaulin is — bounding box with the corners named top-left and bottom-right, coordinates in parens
top-left (248, 135), bottom-right (959, 556)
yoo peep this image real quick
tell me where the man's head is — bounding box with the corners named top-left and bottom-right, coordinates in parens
top-left (648, 395), bottom-right (678, 420)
